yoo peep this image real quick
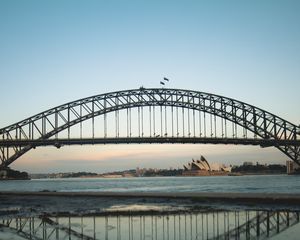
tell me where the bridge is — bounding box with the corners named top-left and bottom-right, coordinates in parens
top-left (0, 88), bottom-right (299, 169)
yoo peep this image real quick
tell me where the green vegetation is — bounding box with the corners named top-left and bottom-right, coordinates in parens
top-left (232, 163), bottom-right (286, 174)
top-left (142, 169), bottom-right (183, 177)
top-left (0, 168), bottom-right (29, 180)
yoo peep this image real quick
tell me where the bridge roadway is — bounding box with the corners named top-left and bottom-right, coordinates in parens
top-left (0, 137), bottom-right (300, 148)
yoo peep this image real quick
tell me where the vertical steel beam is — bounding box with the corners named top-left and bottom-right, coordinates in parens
top-left (256, 211), bottom-right (260, 236)
top-left (277, 211), bottom-right (280, 233)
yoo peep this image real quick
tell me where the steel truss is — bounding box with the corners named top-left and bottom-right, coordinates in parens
top-left (0, 88), bottom-right (299, 168)
top-left (1, 216), bottom-right (93, 240)
top-left (212, 211), bottom-right (300, 240)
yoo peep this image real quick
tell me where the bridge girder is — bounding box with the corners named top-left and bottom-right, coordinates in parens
top-left (0, 88), bottom-right (299, 168)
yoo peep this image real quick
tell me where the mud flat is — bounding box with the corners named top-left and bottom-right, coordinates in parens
top-left (1, 191), bottom-right (300, 218)
top-left (1, 191), bottom-right (300, 203)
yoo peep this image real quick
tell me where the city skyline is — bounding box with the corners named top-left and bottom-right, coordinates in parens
top-left (1, 1), bottom-right (299, 173)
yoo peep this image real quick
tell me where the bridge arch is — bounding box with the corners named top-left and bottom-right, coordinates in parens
top-left (0, 88), bottom-right (299, 168)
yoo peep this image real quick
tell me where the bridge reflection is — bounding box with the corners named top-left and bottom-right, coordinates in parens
top-left (1, 210), bottom-right (299, 240)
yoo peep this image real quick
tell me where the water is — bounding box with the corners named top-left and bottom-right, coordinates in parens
top-left (1, 175), bottom-right (300, 239)
top-left (0, 175), bottom-right (300, 193)
top-left (1, 210), bottom-right (299, 240)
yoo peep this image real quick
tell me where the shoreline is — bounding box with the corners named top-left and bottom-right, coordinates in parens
top-left (1, 191), bottom-right (300, 204)
top-left (28, 172), bottom-right (290, 180)
top-left (0, 173), bottom-right (290, 181)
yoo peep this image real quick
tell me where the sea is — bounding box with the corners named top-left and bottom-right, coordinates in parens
top-left (0, 174), bottom-right (300, 193)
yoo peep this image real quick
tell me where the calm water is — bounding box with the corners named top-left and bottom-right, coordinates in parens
top-left (1, 175), bottom-right (300, 193)
top-left (1, 210), bottom-right (300, 240)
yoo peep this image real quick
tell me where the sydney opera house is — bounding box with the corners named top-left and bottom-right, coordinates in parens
top-left (183, 156), bottom-right (231, 176)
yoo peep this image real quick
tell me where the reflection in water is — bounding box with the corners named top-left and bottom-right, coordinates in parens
top-left (1, 210), bottom-right (299, 240)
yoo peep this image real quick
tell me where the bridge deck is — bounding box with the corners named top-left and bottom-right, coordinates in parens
top-left (0, 137), bottom-right (299, 147)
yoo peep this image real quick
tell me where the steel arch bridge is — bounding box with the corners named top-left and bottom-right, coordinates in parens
top-left (0, 88), bottom-right (299, 169)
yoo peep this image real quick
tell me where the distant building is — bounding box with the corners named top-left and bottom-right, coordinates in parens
top-left (183, 156), bottom-right (211, 171)
top-left (286, 160), bottom-right (300, 174)
top-left (183, 156), bottom-right (231, 176)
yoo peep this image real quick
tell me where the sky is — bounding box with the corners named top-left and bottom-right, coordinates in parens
top-left (0, 0), bottom-right (299, 173)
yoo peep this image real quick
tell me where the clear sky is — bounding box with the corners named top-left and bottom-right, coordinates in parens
top-left (0, 0), bottom-right (299, 173)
